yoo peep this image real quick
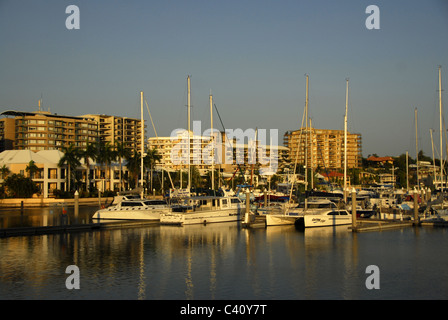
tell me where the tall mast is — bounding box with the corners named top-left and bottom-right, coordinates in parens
top-left (439, 66), bottom-right (443, 194)
top-left (415, 107), bottom-right (419, 189)
top-left (344, 79), bottom-right (349, 203)
top-left (140, 91), bottom-right (144, 197)
top-left (305, 74), bottom-right (309, 190)
top-left (187, 75), bottom-right (191, 190)
top-left (210, 91), bottom-right (214, 190)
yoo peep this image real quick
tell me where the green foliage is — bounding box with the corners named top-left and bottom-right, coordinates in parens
top-left (4, 174), bottom-right (38, 198)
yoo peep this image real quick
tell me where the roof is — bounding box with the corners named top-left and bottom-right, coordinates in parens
top-left (366, 156), bottom-right (394, 162)
top-left (321, 171), bottom-right (344, 178)
top-left (0, 150), bottom-right (52, 165)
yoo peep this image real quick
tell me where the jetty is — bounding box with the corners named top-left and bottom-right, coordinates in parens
top-left (0, 220), bottom-right (158, 238)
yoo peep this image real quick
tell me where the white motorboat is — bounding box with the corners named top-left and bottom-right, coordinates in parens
top-left (92, 198), bottom-right (170, 220)
top-left (265, 199), bottom-right (338, 226)
top-left (160, 195), bottom-right (245, 225)
top-left (297, 208), bottom-right (352, 228)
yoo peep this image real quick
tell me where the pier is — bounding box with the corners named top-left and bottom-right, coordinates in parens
top-left (0, 220), bottom-right (159, 238)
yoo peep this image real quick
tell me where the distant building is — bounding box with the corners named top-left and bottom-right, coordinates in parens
top-left (148, 131), bottom-right (289, 180)
top-left (366, 156), bottom-right (394, 165)
top-left (81, 114), bottom-right (143, 153)
top-left (0, 109), bottom-right (144, 153)
top-left (284, 128), bottom-right (362, 169)
top-left (0, 110), bottom-right (98, 152)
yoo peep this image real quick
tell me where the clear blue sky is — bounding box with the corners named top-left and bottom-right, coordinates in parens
top-left (1, 0), bottom-right (447, 158)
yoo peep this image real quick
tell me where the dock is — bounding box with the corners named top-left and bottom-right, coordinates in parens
top-left (0, 220), bottom-right (159, 238)
top-left (350, 218), bottom-right (414, 232)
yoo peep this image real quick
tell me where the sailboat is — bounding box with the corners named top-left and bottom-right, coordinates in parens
top-left (93, 91), bottom-right (170, 221)
top-left (424, 66), bottom-right (448, 220)
top-left (266, 77), bottom-right (353, 227)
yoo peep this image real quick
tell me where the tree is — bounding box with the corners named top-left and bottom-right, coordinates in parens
top-left (96, 142), bottom-right (116, 191)
top-left (114, 141), bottom-right (131, 192)
top-left (4, 174), bottom-right (38, 198)
top-left (0, 165), bottom-right (10, 180)
top-left (25, 160), bottom-right (39, 179)
top-left (143, 147), bottom-right (162, 191)
top-left (58, 144), bottom-right (81, 192)
top-left (80, 141), bottom-right (98, 192)
top-left (126, 149), bottom-right (141, 189)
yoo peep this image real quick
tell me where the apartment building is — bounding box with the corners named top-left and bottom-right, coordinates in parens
top-left (284, 128), bottom-right (362, 169)
top-left (81, 114), bottom-right (143, 152)
top-left (0, 110), bottom-right (144, 153)
top-left (0, 110), bottom-right (98, 151)
top-left (148, 131), bottom-right (288, 176)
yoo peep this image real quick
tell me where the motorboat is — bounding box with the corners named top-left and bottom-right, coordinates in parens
top-left (265, 198), bottom-right (338, 226)
top-left (296, 208), bottom-right (352, 228)
top-left (92, 198), bottom-right (170, 220)
top-left (160, 195), bottom-right (245, 226)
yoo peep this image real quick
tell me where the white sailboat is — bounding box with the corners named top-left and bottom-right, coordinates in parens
top-left (93, 91), bottom-right (165, 221)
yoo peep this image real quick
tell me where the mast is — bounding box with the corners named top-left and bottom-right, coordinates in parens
top-left (430, 129), bottom-right (437, 180)
top-left (439, 66), bottom-right (443, 195)
top-left (344, 78), bottom-right (349, 203)
top-left (140, 91), bottom-right (144, 197)
top-left (187, 75), bottom-right (191, 190)
top-left (210, 91), bottom-right (214, 190)
top-left (305, 74), bottom-right (309, 191)
top-left (415, 107), bottom-right (419, 189)
top-left (310, 117), bottom-right (313, 189)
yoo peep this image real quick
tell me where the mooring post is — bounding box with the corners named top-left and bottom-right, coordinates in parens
top-left (245, 189), bottom-right (251, 225)
top-left (413, 188), bottom-right (419, 225)
top-left (351, 188), bottom-right (357, 230)
top-left (74, 190), bottom-right (79, 223)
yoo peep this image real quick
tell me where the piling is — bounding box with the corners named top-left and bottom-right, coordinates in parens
top-left (244, 190), bottom-right (250, 225)
top-left (413, 188), bottom-right (419, 225)
top-left (351, 188), bottom-right (357, 229)
top-left (74, 190), bottom-right (79, 222)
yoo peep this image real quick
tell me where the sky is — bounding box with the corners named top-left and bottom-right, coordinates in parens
top-left (1, 0), bottom-right (448, 159)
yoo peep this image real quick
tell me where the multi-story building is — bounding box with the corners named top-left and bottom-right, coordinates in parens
top-left (81, 114), bottom-right (143, 152)
top-left (0, 110), bottom-right (144, 153)
top-left (284, 128), bottom-right (362, 169)
top-left (148, 131), bottom-right (289, 178)
top-left (0, 110), bottom-right (98, 151)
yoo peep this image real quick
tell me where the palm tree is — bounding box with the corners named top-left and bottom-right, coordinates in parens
top-left (26, 160), bottom-right (39, 179)
top-left (80, 141), bottom-right (98, 192)
top-left (114, 141), bottom-right (131, 192)
top-left (126, 149), bottom-right (141, 189)
top-left (96, 142), bottom-right (116, 191)
top-left (58, 144), bottom-right (81, 191)
top-left (144, 147), bottom-right (162, 191)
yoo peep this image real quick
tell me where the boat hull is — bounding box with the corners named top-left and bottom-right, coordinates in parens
top-left (265, 214), bottom-right (299, 226)
top-left (92, 208), bottom-right (169, 220)
top-left (160, 208), bottom-right (242, 225)
top-left (297, 214), bottom-right (352, 228)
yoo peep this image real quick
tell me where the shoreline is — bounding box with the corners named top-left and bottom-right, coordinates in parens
top-left (0, 197), bottom-right (112, 209)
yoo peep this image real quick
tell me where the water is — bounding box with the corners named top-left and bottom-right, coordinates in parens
top-left (0, 206), bottom-right (97, 228)
top-left (1, 207), bottom-right (448, 301)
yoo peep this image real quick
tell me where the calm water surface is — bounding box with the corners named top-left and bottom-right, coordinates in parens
top-left (1, 207), bottom-right (448, 300)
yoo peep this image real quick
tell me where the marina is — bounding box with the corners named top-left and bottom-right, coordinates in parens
top-left (1, 205), bottom-right (448, 300)
top-left (1, 0), bottom-right (448, 305)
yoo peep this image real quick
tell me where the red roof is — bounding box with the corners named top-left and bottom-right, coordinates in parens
top-left (367, 156), bottom-right (394, 162)
top-left (322, 171), bottom-right (344, 178)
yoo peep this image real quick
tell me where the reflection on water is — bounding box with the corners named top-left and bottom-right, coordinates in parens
top-left (1, 221), bottom-right (448, 300)
top-left (0, 206), bottom-right (98, 228)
